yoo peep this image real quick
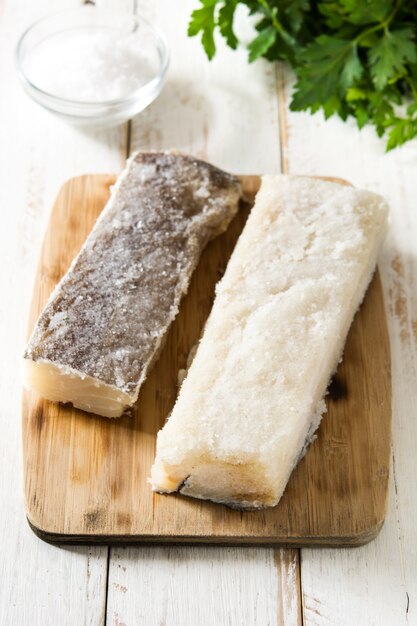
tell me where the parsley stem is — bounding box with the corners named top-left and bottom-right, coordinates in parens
top-left (355, 0), bottom-right (403, 45)
top-left (257, 0), bottom-right (281, 34)
top-left (405, 76), bottom-right (417, 101)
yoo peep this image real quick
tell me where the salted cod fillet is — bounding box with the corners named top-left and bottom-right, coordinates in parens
top-left (23, 152), bottom-right (242, 418)
top-left (150, 175), bottom-right (389, 509)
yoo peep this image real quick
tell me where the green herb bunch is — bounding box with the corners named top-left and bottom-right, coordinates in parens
top-left (188, 0), bottom-right (417, 150)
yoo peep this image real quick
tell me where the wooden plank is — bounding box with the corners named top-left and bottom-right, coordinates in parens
top-left (107, 546), bottom-right (285, 626)
top-left (0, 0), bottom-right (133, 624)
top-left (22, 171), bottom-right (390, 546)
top-left (278, 65), bottom-right (416, 625)
top-left (276, 549), bottom-right (303, 625)
top-left (107, 4), bottom-right (299, 624)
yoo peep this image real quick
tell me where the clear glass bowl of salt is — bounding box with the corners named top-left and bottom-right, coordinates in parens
top-left (16, 6), bottom-right (169, 127)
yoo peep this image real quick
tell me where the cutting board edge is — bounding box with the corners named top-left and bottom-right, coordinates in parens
top-left (26, 515), bottom-right (386, 547)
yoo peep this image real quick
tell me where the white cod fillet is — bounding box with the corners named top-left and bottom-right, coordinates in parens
top-left (150, 175), bottom-right (389, 509)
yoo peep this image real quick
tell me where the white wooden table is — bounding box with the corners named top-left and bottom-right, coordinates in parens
top-left (1, 1), bottom-right (416, 624)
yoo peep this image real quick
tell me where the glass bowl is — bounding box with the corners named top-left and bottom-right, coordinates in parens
top-left (16, 7), bottom-right (170, 127)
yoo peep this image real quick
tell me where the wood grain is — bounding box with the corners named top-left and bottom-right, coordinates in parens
top-left (22, 173), bottom-right (391, 546)
top-left (107, 546), bottom-right (284, 625)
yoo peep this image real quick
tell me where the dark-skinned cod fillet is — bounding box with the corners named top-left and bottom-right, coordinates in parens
top-left (23, 152), bottom-right (242, 417)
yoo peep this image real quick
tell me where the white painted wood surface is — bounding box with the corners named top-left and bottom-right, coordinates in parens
top-left (108, 547), bottom-right (283, 626)
top-left (0, 0), bottom-right (127, 624)
top-left (280, 66), bottom-right (417, 626)
top-left (0, 0), bottom-right (416, 625)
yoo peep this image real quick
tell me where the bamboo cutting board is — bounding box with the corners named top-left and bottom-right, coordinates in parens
top-left (22, 174), bottom-right (391, 546)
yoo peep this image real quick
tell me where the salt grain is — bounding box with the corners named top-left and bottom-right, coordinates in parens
top-left (26, 29), bottom-right (157, 102)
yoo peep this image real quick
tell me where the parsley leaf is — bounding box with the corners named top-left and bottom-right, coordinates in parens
top-left (339, 0), bottom-right (392, 25)
top-left (292, 37), bottom-right (362, 108)
top-left (219, 0), bottom-right (239, 49)
top-left (369, 28), bottom-right (417, 90)
top-left (248, 26), bottom-right (277, 61)
top-left (188, 0), bottom-right (219, 60)
top-left (188, 0), bottom-right (417, 150)
top-left (386, 116), bottom-right (417, 150)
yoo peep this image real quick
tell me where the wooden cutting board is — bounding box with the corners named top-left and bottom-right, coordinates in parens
top-left (22, 174), bottom-right (391, 546)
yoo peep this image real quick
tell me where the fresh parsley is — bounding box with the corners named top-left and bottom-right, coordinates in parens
top-left (188, 0), bottom-right (417, 150)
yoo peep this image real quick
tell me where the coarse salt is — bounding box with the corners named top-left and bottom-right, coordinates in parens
top-left (26, 29), bottom-right (157, 102)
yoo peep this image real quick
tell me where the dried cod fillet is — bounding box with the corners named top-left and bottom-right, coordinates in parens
top-left (23, 152), bottom-right (242, 418)
top-left (150, 175), bottom-right (389, 509)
